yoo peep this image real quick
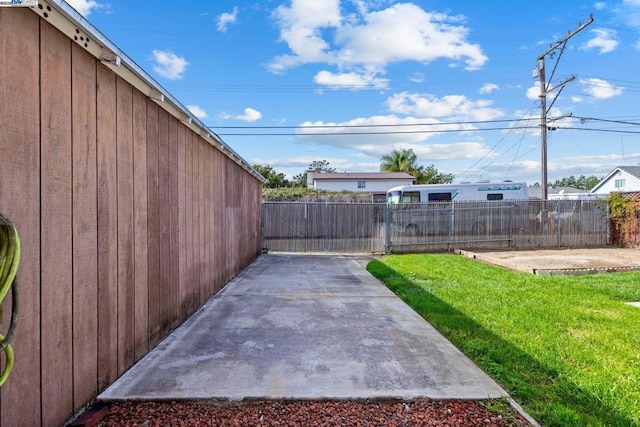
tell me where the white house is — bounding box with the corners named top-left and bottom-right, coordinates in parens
top-left (307, 172), bottom-right (415, 200)
top-left (590, 166), bottom-right (640, 195)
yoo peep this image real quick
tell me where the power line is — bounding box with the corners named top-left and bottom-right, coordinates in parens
top-left (216, 124), bottom-right (539, 136)
top-left (209, 117), bottom-right (537, 129)
top-left (212, 114), bottom-right (640, 136)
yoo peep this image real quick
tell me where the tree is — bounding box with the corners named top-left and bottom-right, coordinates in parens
top-left (252, 164), bottom-right (289, 188)
top-left (292, 160), bottom-right (336, 188)
top-left (380, 148), bottom-right (420, 177)
top-left (551, 174), bottom-right (602, 191)
top-left (421, 164), bottom-right (455, 184)
top-left (308, 160), bottom-right (336, 173)
top-left (380, 148), bottom-right (454, 184)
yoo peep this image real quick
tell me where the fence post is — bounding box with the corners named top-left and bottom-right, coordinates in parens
top-left (556, 203), bottom-right (562, 247)
top-left (384, 203), bottom-right (391, 253)
top-left (323, 201), bottom-right (328, 252)
top-left (508, 204), bottom-right (514, 247)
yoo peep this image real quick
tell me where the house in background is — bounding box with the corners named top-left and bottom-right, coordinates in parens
top-left (307, 172), bottom-right (415, 201)
top-left (590, 166), bottom-right (640, 195)
top-left (528, 186), bottom-right (584, 200)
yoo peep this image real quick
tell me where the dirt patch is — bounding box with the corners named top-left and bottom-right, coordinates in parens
top-left (456, 248), bottom-right (640, 275)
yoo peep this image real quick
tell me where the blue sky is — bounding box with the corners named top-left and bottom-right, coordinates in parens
top-left (68, 0), bottom-right (640, 184)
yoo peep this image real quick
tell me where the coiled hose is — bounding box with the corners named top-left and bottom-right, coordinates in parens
top-left (0, 214), bottom-right (19, 387)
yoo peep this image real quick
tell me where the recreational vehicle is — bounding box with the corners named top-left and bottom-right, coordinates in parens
top-left (386, 182), bottom-right (528, 237)
top-left (386, 182), bottom-right (528, 204)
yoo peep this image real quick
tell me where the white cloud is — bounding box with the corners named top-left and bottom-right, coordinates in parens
top-left (409, 73), bottom-right (425, 83)
top-left (594, 2), bottom-right (607, 10)
top-left (152, 50), bottom-right (189, 80)
top-left (579, 77), bottom-right (624, 99)
top-left (217, 7), bottom-right (238, 32)
top-left (386, 92), bottom-right (504, 121)
top-left (269, 1), bottom-right (487, 75)
top-left (293, 113), bottom-right (501, 161)
top-left (479, 83), bottom-right (499, 94)
top-left (409, 142), bottom-right (494, 160)
top-left (526, 85), bottom-right (540, 101)
top-left (313, 70), bottom-right (389, 89)
top-left (617, 0), bottom-right (640, 29)
top-left (269, 0), bottom-right (341, 72)
top-left (580, 28), bottom-right (618, 54)
top-left (186, 105), bottom-right (207, 119)
top-left (296, 115), bottom-right (456, 150)
top-left (66, 0), bottom-right (101, 16)
top-left (234, 107), bottom-right (263, 122)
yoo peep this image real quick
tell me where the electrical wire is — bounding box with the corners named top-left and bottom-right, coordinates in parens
top-left (210, 117), bottom-right (539, 129)
top-left (0, 213), bottom-right (19, 387)
top-left (457, 104), bottom-right (538, 182)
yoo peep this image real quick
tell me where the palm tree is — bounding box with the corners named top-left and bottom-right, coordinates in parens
top-left (380, 148), bottom-right (454, 184)
top-left (380, 148), bottom-right (422, 181)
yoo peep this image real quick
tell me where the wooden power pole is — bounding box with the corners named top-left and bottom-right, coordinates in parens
top-left (537, 15), bottom-right (593, 199)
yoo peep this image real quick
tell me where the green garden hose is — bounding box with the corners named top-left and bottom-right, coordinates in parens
top-left (0, 214), bottom-right (19, 387)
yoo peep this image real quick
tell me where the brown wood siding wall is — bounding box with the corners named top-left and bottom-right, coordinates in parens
top-left (0, 9), bottom-right (263, 426)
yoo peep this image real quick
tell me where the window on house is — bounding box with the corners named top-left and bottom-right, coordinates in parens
top-left (615, 179), bottom-right (626, 188)
top-left (487, 193), bottom-right (504, 201)
top-left (357, 180), bottom-right (366, 189)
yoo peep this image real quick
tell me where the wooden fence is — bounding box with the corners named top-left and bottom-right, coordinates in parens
top-left (0, 8), bottom-right (262, 426)
top-left (263, 200), bottom-right (610, 253)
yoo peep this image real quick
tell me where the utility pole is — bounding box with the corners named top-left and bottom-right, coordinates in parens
top-left (537, 15), bottom-right (593, 199)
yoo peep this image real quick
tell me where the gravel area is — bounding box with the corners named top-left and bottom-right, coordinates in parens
top-left (96, 399), bottom-right (531, 426)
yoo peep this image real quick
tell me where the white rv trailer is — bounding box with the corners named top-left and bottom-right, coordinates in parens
top-left (386, 181), bottom-right (528, 204)
top-left (386, 182), bottom-right (528, 237)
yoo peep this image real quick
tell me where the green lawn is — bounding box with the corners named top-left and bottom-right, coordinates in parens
top-left (367, 254), bottom-right (640, 427)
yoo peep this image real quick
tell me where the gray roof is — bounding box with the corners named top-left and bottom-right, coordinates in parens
top-left (311, 172), bottom-right (415, 180)
top-left (618, 166), bottom-right (640, 179)
top-left (590, 165), bottom-right (640, 193)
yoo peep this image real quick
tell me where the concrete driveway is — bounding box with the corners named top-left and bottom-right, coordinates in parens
top-left (98, 254), bottom-right (507, 401)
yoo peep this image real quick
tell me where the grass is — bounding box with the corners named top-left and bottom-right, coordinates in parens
top-left (367, 254), bottom-right (640, 427)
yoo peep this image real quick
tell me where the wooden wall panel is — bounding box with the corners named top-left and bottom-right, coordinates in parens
top-left (157, 110), bottom-right (170, 335)
top-left (132, 90), bottom-right (149, 361)
top-left (0, 8), bottom-right (264, 426)
top-left (96, 65), bottom-right (119, 392)
top-left (177, 125), bottom-right (187, 320)
top-left (146, 101), bottom-right (160, 347)
top-left (168, 118), bottom-right (179, 329)
top-left (71, 43), bottom-right (98, 412)
top-left (199, 141), bottom-right (206, 302)
top-left (184, 132), bottom-right (195, 314)
top-left (216, 150), bottom-right (225, 290)
top-left (0, 9), bottom-right (42, 426)
top-left (116, 78), bottom-right (135, 375)
top-left (206, 146), bottom-right (213, 296)
top-left (212, 150), bottom-right (220, 292)
top-left (40, 23), bottom-right (74, 426)
top-left (191, 134), bottom-right (202, 310)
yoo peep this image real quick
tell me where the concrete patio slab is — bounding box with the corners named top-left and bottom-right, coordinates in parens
top-left (457, 247), bottom-right (640, 275)
top-left (98, 254), bottom-right (507, 402)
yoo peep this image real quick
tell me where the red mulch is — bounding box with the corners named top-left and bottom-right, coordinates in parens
top-left (95, 399), bottom-right (531, 426)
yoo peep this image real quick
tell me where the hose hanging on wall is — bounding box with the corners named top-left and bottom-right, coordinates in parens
top-left (0, 213), bottom-right (20, 387)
